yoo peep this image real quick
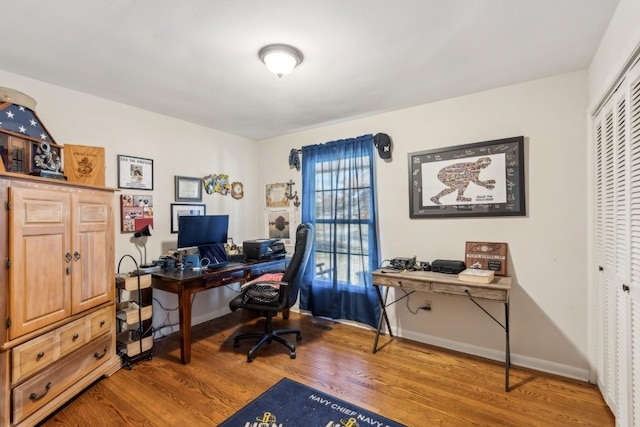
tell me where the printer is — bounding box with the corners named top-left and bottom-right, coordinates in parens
top-left (243, 239), bottom-right (286, 260)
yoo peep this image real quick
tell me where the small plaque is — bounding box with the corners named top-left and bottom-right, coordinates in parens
top-left (465, 241), bottom-right (508, 276)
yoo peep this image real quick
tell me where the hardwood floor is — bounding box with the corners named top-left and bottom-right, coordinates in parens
top-left (39, 311), bottom-right (614, 427)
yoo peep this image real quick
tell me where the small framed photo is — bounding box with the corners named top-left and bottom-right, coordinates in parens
top-left (171, 203), bottom-right (206, 233)
top-left (175, 175), bottom-right (203, 202)
top-left (118, 155), bottom-right (154, 190)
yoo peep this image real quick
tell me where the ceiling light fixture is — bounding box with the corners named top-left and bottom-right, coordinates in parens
top-left (259, 44), bottom-right (303, 78)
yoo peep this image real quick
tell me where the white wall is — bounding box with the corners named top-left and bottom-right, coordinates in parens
top-left (258, 71), bottom-right (591, 379)
top-left (0, 70), bottom-right (262, 335)
top-left (588, 0), bottom-right (640, 110)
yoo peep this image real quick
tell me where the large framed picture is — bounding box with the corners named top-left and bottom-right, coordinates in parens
top-left (118, 155), bottom-right (153, 190)
top-left (408, 136), bottom-right (525, 218)
top-left (175, 175), bottom-right (203, 202)
top-left (170, 203), bottom-right (206, 233)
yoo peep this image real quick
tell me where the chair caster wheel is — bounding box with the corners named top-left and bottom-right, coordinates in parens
top-left (289, 352), bottom-right (296, 359)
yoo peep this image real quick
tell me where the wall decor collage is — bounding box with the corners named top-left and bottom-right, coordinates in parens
top-left (117, 153), bottom-right (244, 233)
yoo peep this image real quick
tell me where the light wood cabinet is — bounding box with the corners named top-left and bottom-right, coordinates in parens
top-left (0, 172), bottom-right (120, 427)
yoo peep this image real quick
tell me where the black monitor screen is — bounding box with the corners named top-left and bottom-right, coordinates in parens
top-left (177, 215), bottom-right (229, 249)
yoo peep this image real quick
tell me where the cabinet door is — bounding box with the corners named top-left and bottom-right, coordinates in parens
top-left (70, 191), bottom-right (114, 313)
top-left (9, 187), bottom-right (71, 339)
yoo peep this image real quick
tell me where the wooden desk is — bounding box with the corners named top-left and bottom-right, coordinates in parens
top-left (371, 269), bottom-right (512, 391)
top-left (152, 258), bottom-right (288, 364)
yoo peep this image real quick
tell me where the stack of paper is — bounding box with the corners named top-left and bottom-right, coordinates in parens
top-left (458, 268), bottom-right (495, 284)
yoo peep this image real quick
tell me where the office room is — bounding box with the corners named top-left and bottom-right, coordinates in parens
top-left (0, 0), bottom-right (638, 426)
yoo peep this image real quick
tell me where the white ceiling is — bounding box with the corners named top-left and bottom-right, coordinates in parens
top-left (0, 0), bottom-right (619, 140)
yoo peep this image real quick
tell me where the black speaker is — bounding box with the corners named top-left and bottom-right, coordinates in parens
top-left (431, 259), bottom-right (466, 274)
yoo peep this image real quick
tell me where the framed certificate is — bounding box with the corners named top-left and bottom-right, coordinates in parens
top-left (175, 176), bottom-right (203, 202)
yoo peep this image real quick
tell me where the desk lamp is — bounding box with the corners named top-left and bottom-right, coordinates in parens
top-left (133, 224), bottom-right (153, 268)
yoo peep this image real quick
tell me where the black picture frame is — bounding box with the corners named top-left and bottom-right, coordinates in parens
top-left (408, 136), bottom-right (525, 218)
top-left (117, 155), bottom-right (154, 190)
top-left (170, 203), bottom-right (206, 233)
top-left (175, 175), bottom-right (203, 202)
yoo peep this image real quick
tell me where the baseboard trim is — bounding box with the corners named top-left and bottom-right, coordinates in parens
top-left (397, 328), bottom-right (589, 382)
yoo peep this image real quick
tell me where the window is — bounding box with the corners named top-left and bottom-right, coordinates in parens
top-left (300, 134), bottom-right (380, 327)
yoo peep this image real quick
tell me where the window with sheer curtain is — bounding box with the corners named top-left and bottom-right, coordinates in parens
top-left (299, 134), bottom-right (380, 328)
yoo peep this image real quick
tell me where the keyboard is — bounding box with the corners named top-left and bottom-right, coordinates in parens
top-left (207, 261), bottom-right (243, 270)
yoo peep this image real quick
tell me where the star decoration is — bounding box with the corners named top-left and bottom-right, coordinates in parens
top-left (6, 110), bottom-right (14, 119)
top-left (30, 119), bottom-right (37, 126)
top-left (40, 133), bottom-right (48, 140)
top-left (18, 106), bottom-right (25, 112)
top-left (18, 125), bottom-right (26, 133)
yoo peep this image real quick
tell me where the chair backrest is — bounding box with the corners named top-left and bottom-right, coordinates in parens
top-left (280, 223), bottom-right (314, 308)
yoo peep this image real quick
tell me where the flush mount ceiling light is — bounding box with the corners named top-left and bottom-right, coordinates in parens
top-left (259, 44), bottom-right (303, 78)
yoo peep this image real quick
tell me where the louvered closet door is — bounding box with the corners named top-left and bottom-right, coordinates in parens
top-left (594, 105), bottom-right (605, 396)
top-left (627, 60), bottom-right (640, 427)
top-left (594, 80), bottom-right (630, 424)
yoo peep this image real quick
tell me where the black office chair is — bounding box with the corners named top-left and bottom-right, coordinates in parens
top-left (229, 223), bottom-right (314, 362)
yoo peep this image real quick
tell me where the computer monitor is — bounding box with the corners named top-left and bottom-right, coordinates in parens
top-left (177, 215), bottom-right (229, 250)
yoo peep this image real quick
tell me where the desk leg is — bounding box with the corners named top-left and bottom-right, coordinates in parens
top-left (505, 301), bottom-right (510, 392)
top-left (178, 288), bottom-right (192, 365)
top-left (372, 285), bottom-right (391, 353)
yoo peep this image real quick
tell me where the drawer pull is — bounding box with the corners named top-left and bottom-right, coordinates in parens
top-left (72, 333), bottom-right (79, 341)
top-left (100, 320), bottom-right (106, 327)
top-left (29, 382), bottom-right (52, 401)
top-left (74, 251), bottom-right (81, 261)
top-left (65, 252), bottom-right (72, 262)
top-left (94, 346), bottom-right (108, 359)
top-left (36, 351), bottom-right (45, 360)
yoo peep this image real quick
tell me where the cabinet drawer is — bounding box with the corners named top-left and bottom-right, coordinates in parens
top-left (88, 306), bottom-right (112, 339)
top-left (59, 319), bottom-right (88, 356)
top-left (12, 306), bottom-right (113, 385)
top-left (204, 270), bottom-right (244, 288)
top-left (431, 282), bottom-right (507, 301)
top-left (373, 276), bottom-right (431, 292)
top-left (11, 334), bottom-right (56, 386)
top-left (12, 334), bottom-right (112, 424)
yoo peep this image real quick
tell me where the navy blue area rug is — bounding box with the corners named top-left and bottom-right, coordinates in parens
top-left (219, 377), bottom-right (405, 427)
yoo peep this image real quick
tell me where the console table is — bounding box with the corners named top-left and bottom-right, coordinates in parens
top-left (152, 258), bottom-right (287, 364)
top-left (371, 269), bottom-right (512, 391)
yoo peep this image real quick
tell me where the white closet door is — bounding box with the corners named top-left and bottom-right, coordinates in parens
top-left (613, 88), bottom-right (630, 427)
top-left (594, 82), bottom-right (629, 422)
top-left (595, 112), bottom-right (605, 396)
top-left (604, 104), bottom-right (618, 414)
top-left (627, 61), bottom-right (640, 427)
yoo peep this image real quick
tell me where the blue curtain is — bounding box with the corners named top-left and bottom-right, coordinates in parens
top-left (299, 134), bottom-right (380, 328)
